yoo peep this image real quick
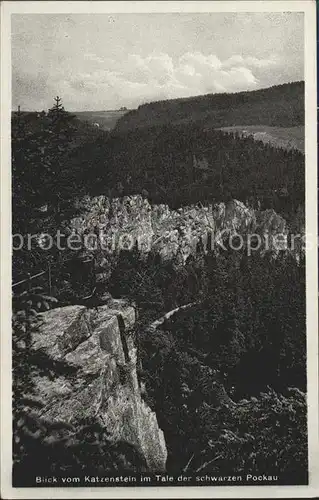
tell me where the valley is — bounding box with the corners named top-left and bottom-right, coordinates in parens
top-left (12, 81), bottom-right (307, 484)
top-left (75, 109), bottom-right (130, 131)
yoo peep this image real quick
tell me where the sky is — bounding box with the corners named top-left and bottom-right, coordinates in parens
top-left (12, 13), bottom-right (304, 111)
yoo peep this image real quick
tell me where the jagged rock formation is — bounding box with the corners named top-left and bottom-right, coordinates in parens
top-left (30, 299), bottom-right (167, 472)
top-left (65, 194), bottom-right (300, 266)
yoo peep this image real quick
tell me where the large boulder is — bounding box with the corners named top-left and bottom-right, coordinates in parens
top-left (29, 301), bottom-right (167, 472)
top-left (32, 305), bottom-right (91, 360)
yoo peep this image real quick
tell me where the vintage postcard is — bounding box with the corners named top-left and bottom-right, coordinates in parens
top-left (1, 1), bottom-right (318, 498)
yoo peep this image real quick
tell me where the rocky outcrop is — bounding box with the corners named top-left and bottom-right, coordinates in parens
top-left (65, 195), bottom-right (295, 265)
top-left (30, 300), bottom-right (167, 472)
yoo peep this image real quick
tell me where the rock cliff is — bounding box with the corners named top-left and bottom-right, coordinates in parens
top-left (30, 299), bottom-right (167, 472)
top-left (65, 194), bottom-right (301, 265)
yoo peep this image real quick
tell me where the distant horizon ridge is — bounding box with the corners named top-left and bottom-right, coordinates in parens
top-left (12, 80), bottom-right (304, 113)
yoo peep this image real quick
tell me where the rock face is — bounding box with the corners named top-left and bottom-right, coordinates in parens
top-left (30, 301), bottom-right (167, 472)
top-left (66, 195), bottom-right (296, 265)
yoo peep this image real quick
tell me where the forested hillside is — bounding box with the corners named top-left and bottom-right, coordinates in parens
top-left (115, 81), bottom-right (304, 132)
top-left (69, 122), bottom-right (304, 219)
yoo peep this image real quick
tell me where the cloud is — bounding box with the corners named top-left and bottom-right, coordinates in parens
top-left (83, 52), bottom-right (104, 63)
top-left (179, 52), bottom-right (222, 70)
top-left (66, 50), bottom-right (273, 107)
top-left (11, 13), bottom-right (303, 111)
top-left (13, 49), bottom-right (281, 110)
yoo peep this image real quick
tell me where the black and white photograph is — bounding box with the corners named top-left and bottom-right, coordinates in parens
top-left (1, 1), bottom-right (318, 498)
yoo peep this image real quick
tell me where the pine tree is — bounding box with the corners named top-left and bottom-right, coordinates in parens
top-left (44, 96), bottom-right (77, 219)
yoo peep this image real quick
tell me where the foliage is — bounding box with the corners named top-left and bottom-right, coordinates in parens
top-left (78, 122), bottom-right (304, 217)
top-left (12, 100), bottom-right (107, 230)
top-left (111, 245), bottom-right (307, 476)
top-left (14, 414), bottom-right (147, 479)
top-left (188, 387), bottom-right (307, 477)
